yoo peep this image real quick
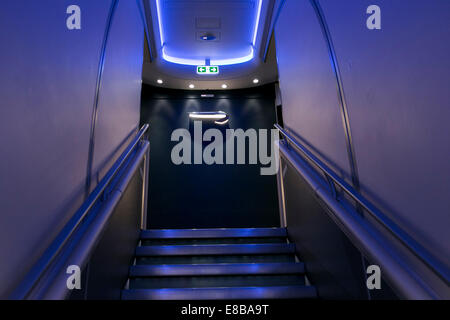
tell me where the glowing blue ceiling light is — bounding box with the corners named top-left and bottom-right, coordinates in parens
top-left (161, 41), bottom-right (254, 67)
top-left (156, 0), bottom-right (262, 66)
top-left (252, 0), bottom-right (263, 46)
top-left (163, 48), bottom-right (254, 66)
top-left (155, 0), bottom-right (164, 46)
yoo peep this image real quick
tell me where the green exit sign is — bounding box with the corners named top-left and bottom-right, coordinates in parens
top-left (197, 66), bottom-right (219, 75)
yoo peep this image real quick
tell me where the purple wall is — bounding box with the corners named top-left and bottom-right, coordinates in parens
top-left (0, 0), bottom-right (144, 298)
top-left (275, 0), bottom-right (449, 295)
top-left (320, 0), bottom-right (450, 267)
top-left (275, 0), bottom-right (352, 183)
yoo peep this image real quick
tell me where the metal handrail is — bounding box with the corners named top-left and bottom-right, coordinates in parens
top-left (275, 124), bottom-right (449, 285)
top-left (11, 124), bottom-right (150, 299)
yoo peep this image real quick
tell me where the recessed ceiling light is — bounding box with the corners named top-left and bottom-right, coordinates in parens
top-left (189, 84), bottom-right (195, 89)
top-left (221, 84), bottom-right (228, 89)
top-left (253, 78), bottom-right (259, 84)
top-left (157, 79), bottom-right (163, 84)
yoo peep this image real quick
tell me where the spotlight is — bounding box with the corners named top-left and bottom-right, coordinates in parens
top-left (222, 84), bottom-right (228, 89)
top-left (253, 78), bottom-right (259, 84)
top-left (189, 84), bottom-right (195, 89)
top-left (157, 79), bottom-right (163, 84)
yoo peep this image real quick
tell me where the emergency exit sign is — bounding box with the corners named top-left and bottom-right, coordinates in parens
top-left (197, 66), bottom-right (219, 75)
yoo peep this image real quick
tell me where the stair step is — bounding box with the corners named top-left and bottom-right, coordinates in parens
top-left (123, 227), bottom-right (316, 300)
top-left (135, 244), bottom-right (296, 257)
top-left (130, 263), bottom-right (305, 277)
top-left (122, 285), bottom-right (317, 300)
top-left (140, 228), bottom-right (287, 239)
top-left (136, 254), bottom-right (296, 265)
top-left (129, 274), bottom-right (305, 289)
top-left (141, 237), bottom-right (286, 246)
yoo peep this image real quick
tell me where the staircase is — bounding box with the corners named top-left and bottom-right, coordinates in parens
top-left (121, 227), bottom-right (317, 300)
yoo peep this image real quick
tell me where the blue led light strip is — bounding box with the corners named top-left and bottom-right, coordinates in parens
top-left (155, 0), bottom-right (165, 46)
top-left (252, 0), bottom-right (263, 46)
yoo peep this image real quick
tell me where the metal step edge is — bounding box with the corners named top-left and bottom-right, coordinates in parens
top-left (122, 285), bottom-right (317, 300)
top-left (140, 228), bottom-right (287, 239)
top-left (129, 262), bottom-right (305, 277)
top-left (135, 243), bottom-right (296, 257)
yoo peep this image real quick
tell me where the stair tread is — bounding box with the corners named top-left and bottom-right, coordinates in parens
top-left (140, 228), bottom-right (287, 239)
top-left (136, 254), bottom-right (296, 265)
top-left (141, 237), bottom-right (286, 245)
top-left (135, 243), bottom-right (296, 256)
top-left (130, 262), bottom-right (305, 277)
top-left (129, 274), bottom-right (305, 289)
top-left (124, 228), bottom-right (314, 300)
top-left (122, 285), bottom-right (317, 300)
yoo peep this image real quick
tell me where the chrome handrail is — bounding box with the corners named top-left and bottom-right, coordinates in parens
top-left (11, 124), bottom-right (150, 299)
top-left (275, 124), bottom-right (449, 285)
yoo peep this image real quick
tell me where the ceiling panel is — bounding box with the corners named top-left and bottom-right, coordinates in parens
top-left (144, 0), bottom-right (278, 90)
top-left (156, 0), bottom-right (260, 63)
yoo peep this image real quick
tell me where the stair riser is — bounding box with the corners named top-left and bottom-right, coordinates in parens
top-left (129, 275), bottom-right (306, 289)
top-left (140, 228), bottom-right (287, 239)
top-left (122, 228), bottom-right (316, 300)
top-left (141, 237), bottom-right (287, 246)
top-left (122, 286), bottom-right (318, 300)
top-left (130, 263), bottom-right (305, 277)
top-left (136, 254), bottom-right (296, 265)
top-left (136, 244), bottom-right (296, 257)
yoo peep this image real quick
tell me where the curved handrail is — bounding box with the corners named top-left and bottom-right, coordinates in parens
top-left (11, 124), bottom-right (149, 299)
top-left (275, 124), bottom-right (449, 286)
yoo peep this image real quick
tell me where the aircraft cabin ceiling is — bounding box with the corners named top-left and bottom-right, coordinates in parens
top-left (142, 0), bottom-right (279, 90)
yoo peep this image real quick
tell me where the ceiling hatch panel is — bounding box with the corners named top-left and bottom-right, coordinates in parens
top-left (155, 0), bottom-right (262, 65)
top-left (196, 17), bottom-right (221, 29)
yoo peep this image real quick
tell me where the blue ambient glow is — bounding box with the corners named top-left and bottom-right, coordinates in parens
top-left (211, 47), bottom-right (254, 66)
top-left (156, 0), bottom-right (262, 66)
top-left (162, 47), bottom-right (205, 65)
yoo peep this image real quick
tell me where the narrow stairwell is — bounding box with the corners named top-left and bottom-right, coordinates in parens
top-left (121, 228), bottom-right (317, 300)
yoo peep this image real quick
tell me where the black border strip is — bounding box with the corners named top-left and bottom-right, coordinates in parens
top-left (263, 0), bottom-right (286, 62)
top-left (138, 0), bottom-right (155, 61)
